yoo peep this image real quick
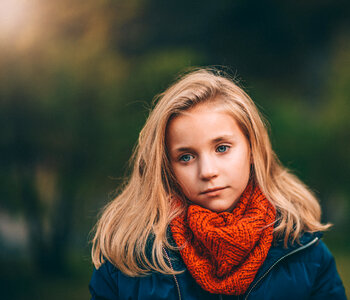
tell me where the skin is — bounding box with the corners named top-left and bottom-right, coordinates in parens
top-left (166, 102), bottom-right (251, 213)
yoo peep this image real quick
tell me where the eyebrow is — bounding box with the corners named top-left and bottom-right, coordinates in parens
top-left (211, 135), bottom-right (235, 143)
top-left (172, 147), bottom-right (193, 153)
top-left (171, 135), bottom-right (235, 153)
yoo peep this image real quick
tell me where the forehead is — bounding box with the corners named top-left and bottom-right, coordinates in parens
top-left (171, 103), bottom-right (230, 127)
top-left (166, 103), bottom-right (244, 148)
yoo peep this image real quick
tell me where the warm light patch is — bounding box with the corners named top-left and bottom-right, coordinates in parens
top-left (0, 0), bottom-right (31, 36)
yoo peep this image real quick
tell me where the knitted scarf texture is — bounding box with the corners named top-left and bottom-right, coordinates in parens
top-left (170, 182), bottom-right (276, 295)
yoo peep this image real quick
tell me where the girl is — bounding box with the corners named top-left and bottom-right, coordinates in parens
top-left (89, 69), bottom-right (346, 299)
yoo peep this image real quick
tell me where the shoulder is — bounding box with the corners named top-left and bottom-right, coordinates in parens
top-left (301, 238), bottom-right (347, 299)
top-left (89, 260), bottom-right (119, 300)
top-left (89, 258), bottom-right (184, 300)
top-left (268, 232), bottom-right (340, 280)
top-left (246, 232), bottom-right (347, 300)
top-left (271, 232), bottom-right (337, 270)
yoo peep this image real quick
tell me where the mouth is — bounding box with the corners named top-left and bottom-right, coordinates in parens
top-left (200, 186), bottom-right (227, 196)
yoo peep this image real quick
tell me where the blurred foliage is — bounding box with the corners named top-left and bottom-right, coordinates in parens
top-left (0, 0), bottom-right (349, 298)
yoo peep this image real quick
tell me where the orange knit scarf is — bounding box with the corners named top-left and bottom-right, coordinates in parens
top-left (170, 182), bottom-right (276, 295)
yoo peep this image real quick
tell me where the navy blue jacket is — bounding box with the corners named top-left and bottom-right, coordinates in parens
top-left (89, 232), bottom-right (346, 300)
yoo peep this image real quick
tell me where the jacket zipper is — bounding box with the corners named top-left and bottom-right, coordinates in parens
top-left (163, 247), bottom-right (182, 300)
top-left (244, 237), bottom-right (319, 300)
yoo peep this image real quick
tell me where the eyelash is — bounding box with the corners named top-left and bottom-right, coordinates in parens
top-left (216, 144), bottom-right (230, 153)
top-left (178, 145), bottom-right (230, 162)
top-left (179, 154), bottom-right (194, 162)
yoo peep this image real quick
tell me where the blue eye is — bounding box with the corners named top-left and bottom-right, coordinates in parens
top-left (216, 145), bottom-right (229, 153)
top-left (179, 154), bottom-right (193, 162)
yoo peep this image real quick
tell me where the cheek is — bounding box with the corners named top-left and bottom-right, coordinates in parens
top-left (228, 146), bottom-right (250, 167)
top-left (173, 166), bottom-right (190, 185)
top-left (240, 156), bottom-right (251, 179)
top-left (172, 166), bottom-right (196, 194)
top-left (225, 149), bottom-right (251, 181)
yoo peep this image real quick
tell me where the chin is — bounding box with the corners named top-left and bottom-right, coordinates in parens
top-left (211, 202), bottom-right (237, 213)
top-left (207, 205), bottom-right (232, 213)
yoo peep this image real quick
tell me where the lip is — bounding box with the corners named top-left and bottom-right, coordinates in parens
top-left (200, 186), bottom-right (227, 196)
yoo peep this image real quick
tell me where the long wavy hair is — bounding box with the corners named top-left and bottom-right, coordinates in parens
top-left (91, 68), bottom-right (330, 276)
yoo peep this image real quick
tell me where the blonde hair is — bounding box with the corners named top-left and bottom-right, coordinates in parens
top-left (91, 68), bottom-right (330, 276)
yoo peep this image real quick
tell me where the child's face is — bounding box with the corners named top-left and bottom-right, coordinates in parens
top-left (166, 103), bottom-right (251, 213)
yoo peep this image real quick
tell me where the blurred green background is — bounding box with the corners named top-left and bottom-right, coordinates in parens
top-left (0, 0), bottom-right (349, 299)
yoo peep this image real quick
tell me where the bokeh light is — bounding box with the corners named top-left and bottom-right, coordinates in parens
top-left (0, 0), bottom-right (30, 34)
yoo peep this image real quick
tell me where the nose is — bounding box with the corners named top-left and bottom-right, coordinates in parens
top-left (199, 155), bottom-right (218, 181)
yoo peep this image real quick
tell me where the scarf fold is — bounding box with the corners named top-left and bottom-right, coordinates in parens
top-left (170, 182), bottom-right (276, 295)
